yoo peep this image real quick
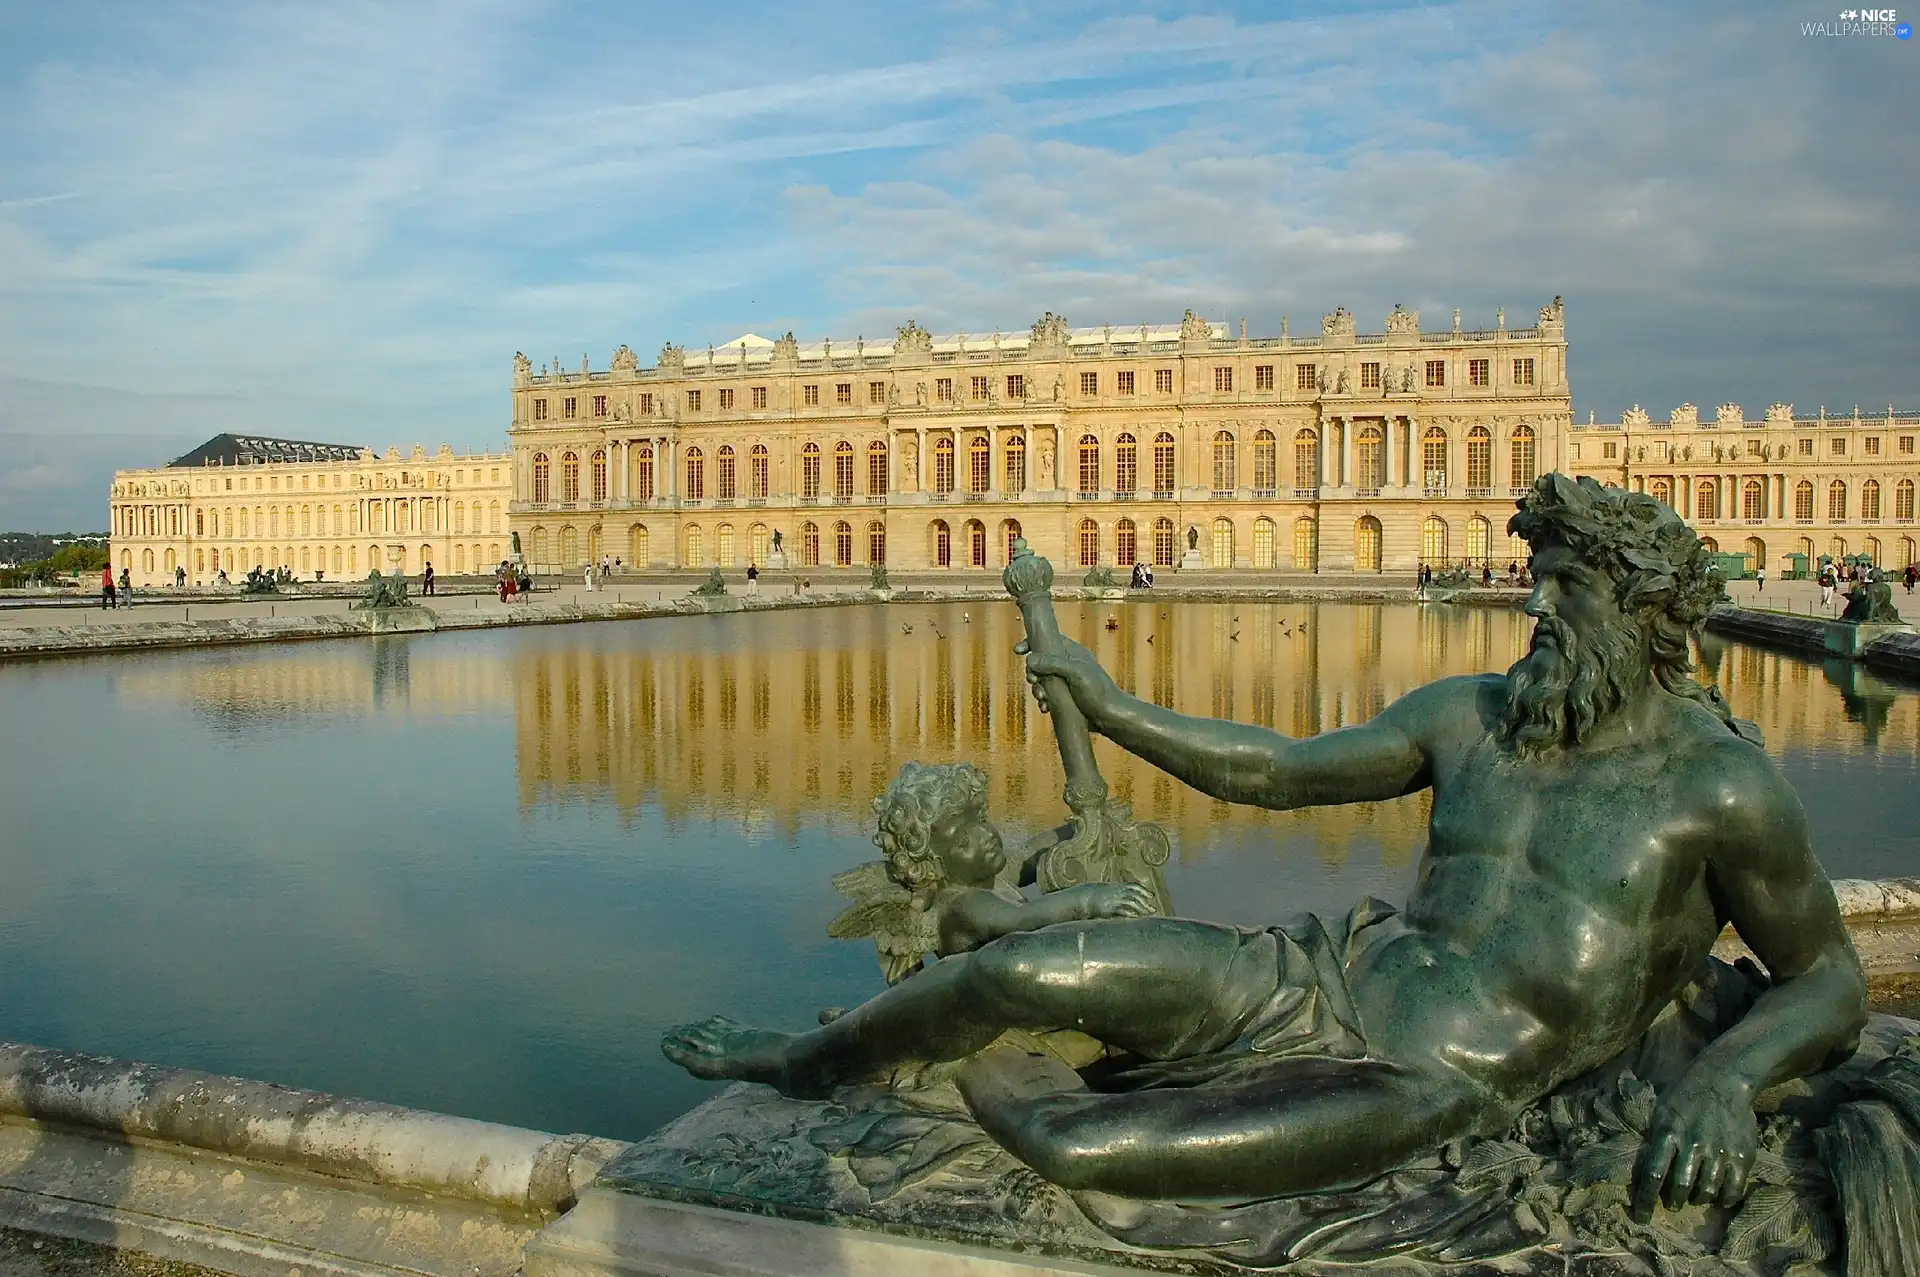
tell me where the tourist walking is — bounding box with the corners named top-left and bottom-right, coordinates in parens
top-left (583, 563), bottom-right (594, 592)
top-left (1754, 566), bottom-right (1765, 595)
top-left (422, 562), bottom-right (436, 596)
top-left (746, 563), bottom-right (760, 595)
top-left (1905, 563), bottom-right (1917, 594)
top-left (117, 567), bottom-right (132, 608)
top-left (1819, 562), bottom-right (1836, 607)
top-left (101, 566), bottom-right (115, 610)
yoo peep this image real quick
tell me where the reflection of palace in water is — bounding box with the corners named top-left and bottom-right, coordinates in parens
top-left (509, 602), bottom-right (1920, 863)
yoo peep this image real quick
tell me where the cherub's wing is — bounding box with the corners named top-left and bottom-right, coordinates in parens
top-left (828, 861), bottom-right (938, 984)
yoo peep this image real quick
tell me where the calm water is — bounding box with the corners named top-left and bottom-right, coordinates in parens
top-left (0, 602), bottom-right (1915, 1141)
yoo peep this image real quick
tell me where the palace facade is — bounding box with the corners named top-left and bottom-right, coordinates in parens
top-left (1565, 403), bottom-right (1920, 573)
top-left (109, 433), bottom-right (513, 586)
top-left (506, 302), bottom-right (1576, 575)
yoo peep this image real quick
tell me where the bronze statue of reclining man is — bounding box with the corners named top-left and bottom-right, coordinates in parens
top-left (665, 474), bottom-right (1866, 1221)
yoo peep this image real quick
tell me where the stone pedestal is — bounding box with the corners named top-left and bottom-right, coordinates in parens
top-left (1824, 620), bottom-right (1915, 658)
top-left (1177, 549), bottom-right (1205, 572)
top-left (766, 548), bottom-right (788, 571)
top-left (362, 605), bottom-right (436, 634)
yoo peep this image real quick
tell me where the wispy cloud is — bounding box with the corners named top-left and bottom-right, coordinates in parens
top-left (0, 0), bottom-right (1914, 529)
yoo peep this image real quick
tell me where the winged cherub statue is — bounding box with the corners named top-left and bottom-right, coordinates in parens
top-left (830, 761), bottom-right (1154, 985)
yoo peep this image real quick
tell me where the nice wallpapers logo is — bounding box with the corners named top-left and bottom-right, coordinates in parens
top-left (1803, 7), bottom-right (1913, 35)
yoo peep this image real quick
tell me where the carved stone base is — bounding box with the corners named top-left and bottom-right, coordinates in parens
top-left (1177, 550), bottom-right (1205, 572)
top-left (363, 605), bottom-right (436, 634)
top-left (1824, 620), bottom-right (1915, 657)
top-left (765, 549), bottom-right (788, 571)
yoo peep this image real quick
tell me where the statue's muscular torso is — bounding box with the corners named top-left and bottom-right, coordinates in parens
top-left (1348, 674), bottom-right (1761, 1118)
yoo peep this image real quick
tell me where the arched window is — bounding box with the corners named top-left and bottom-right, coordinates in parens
top-left (1252, 430), bottom-right (1277, 493)
top-left (715, 445), bottom-right (735, 500)
top-left (1862, 479), bottom-right (1881, 521)
top-left (453, 502), bottom-right (465, 534)
top-left (629, 524), bottom-right (649, 567)
top-left (1696, 479), bottom-right (1718, 522)
top-left (750, 445), bottom-right (769, 499)
top-left (1795, 480), bottom-right (1814, 521)
top-left (1210, 517), bottom-right (1234, 569)
top-left (560, 525), bottom-right (579, 565)
top-left (533, 453), bottom-right (552, 503)
top-left (1897, 480), bottom-right (1916, 522)
top-left (1903, 536), bottom-right (1917, 568)
top-left (561, 452), bottom-right (581, 503)
top-left (834, 520), bottom-right (853, 566)
top-left (1358, 426), bottom-right (1386, 492)
top-left (750, 523), bottom-right (770, 565)
top-left (488, 501), bottom-right (501, 533)
top-left (932, 520), bottom-right (952, 567)
top-left (933, 438), bottom-right (954, 495)
top-left (867, 521), bottom-right (886, 566)
top-left (1293, 517), bottom-right (1318, 571)
top-left (1112, 517), bottom-right (1136, 565)
top-left (1114, 434), bottom-right (1137, 494)
top-left (1078, 518), bottom-right (1100, 568)
top-left (1466, 427), bottom-right (1492, 491)
top-left (299, 505), bottom-right (311, 535)
top-left (1510, 425), bottom-right (1537, 488)
top-left (683, 524), bottom-right (702, 565)
top-left (968, 520), bottom-right (987, 568)
top-left (1421, 516), bottom-right (1448, 565)
top-left (834, 441), bottom-right (855, 499)
top-left (868, 440), bottom-right (888, 496)
top-left (1828, 480), bottom-right (1848, 521)
top-left (717, 523), bottom-right (735, 566)
top-left (1078, 435), bottom-right (1101, 495)
top-left (1743, 480), bottom-right (1765, 521)
top-left (1355, 517), bottom-right (1383, 572)
top-left (1651, 478), bottom-right (1672, 508)
top-left (1827, 535), bottom-right (1846, 560)
top-left (1252, 517), bottom-right (1276, 568)
top-left (1003, 435), bottom-right (1026, 492)
top-left (591, 450), bottom-right (608, 502)
top-left (968, 436), bottom-right (991, 493)
top-left (1865, 535), bottom-right (1882, 566)
top-left (1002, 520), bottom-right (1023, 565)
top-left (684, 447), bottom-right (705, 500)
top-left (454, 544), bottom-right (466, 573)
top-left (802, 442), bottom-right (822, 499)
top-left (1211, 431), bottom-right (1236, 492)
top-left (143, 548), bottom-right (155, 573)
top-left (634, 445), bottom-right (655, 501)
top-left (1467, 515), bottom-right (1490, 563)
top-left (1294, 429), bottom-right (1320, 492)
top-left (1152, 432), bottom-right (1176, 494)
top-left (1420, 427), bottom-right (1447, 493)
top-left (801, 522), bottom-right (820, 567)
top-left (1153, 517), bottom-right (1176, 567)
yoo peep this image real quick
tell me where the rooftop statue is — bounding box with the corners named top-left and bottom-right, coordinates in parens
top-left (658, 475), bottom-right (1910, 1273)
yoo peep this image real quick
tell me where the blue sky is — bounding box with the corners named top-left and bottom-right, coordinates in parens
top-left (0, 0), bottom-right (1914, 529)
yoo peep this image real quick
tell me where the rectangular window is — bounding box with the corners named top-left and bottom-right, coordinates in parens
top-left (1254, 364), bottom-right (1274, 390)
top-left (1603, 442), bottom-right (1618, 459)
top-left (1080, 371), bottom-right (1098, 396)
top-left (1512, 357), bottom-right (1535, 386)
top-left (564, 396), bottom-right (577, 419)
top-left (1469, 359), bottom-right (1490, 387)
top-left (1117, 370), bottom-right (1135, 395)
top-left (1154, 368), bottom-right (1173, 393)
top-left (718, 388), bottom-right (735, 410)
top-left (1902, 435), bottom-right (1916, 455)
top-left (686, 390), bottom-right (702, 413)
top-left (1831, 437), bottom-right (1847, 456)
top-left (1006, 374), bottom-right (1025, 400)
top-left (639, 393), bottom-right (653, 415)
top-left (1746, 440), bottom-right (1765, 457)
top-left (835, 383), bottom-right (852, 405)
top-left (936, 377), bottom-right (953, 402)
top-left (1360, 362), bottom-right (1380, 391)
top-left (751, 386), bottom-right (767, 409)
top-left (1213, 366), bottom-right (1233, 392)
top-left (804, 384), bottom-right (820, 406)
top-left (1425, 360), bottom-right (1446, 388)
top-left (1295, 363), bottom-right (1316, 391)
top-left (534, 399), bottom-right (549, 421)
top-left (869, 381), bottom-right (886, 404)
top-left (1798, 438), bottom-right (1814, 456)
top-left (1865, 436), bottom-right (1881, 456)
top-left (593, 394), bottom-right (608, 418)
top-left (970, 376), bottom-right (989, 402)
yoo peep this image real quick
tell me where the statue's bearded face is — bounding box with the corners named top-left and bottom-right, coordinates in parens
top-left (1501, 544), bottom-right (1652, 758)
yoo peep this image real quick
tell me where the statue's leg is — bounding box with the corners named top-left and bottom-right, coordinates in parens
top-left (664, 918), bottom-right (1260, 1097)
top-left (966, 1052), bottom-right (1483, 1202)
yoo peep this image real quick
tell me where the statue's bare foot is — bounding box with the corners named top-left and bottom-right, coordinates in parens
top-left (661, 1016), bottom-right (792, 1087)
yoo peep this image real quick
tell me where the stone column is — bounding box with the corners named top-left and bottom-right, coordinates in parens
top-left (1020, 427), bottom-right (1031, 492)
top-left (1382, 417), bottom-right (1396, 493)
top-left (916, 427), bottom-right (928, 493)
top-left (1339, 417), bottom-right (1354, 490)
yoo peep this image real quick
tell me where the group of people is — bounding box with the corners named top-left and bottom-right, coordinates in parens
top-left (99, 566), bottom-right (132, 609)
top-left (496, 561), bottom-right (533, 603)
top-left (1127, 562), bottom-right (1155, 589)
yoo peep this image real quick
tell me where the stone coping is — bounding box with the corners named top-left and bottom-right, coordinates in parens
top-left (0, 1042), bottom-right (624, 1217)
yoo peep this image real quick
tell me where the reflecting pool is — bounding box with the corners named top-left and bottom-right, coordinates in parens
top-left (0, 602), bottom-right (1914, 1141)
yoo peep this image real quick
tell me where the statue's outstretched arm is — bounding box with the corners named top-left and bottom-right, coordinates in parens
top-left (1633, 750), bottom-right (1868, 1219)
top-left (1024, 645), bottom-right (1469, 809)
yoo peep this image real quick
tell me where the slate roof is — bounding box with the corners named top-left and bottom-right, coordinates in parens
top-left (168, 433), bottom-right (366, 468)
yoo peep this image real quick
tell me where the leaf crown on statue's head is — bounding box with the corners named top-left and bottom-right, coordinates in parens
top-left (872, 762), bottom-right (990, 900)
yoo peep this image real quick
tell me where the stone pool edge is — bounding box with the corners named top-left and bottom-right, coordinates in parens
top-left (0, 875), bottom-right (1911, 1277)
